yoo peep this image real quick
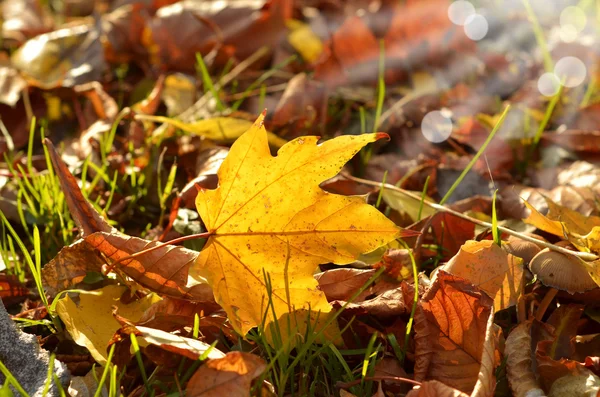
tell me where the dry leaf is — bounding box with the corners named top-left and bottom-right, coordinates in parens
top-left (12, 20), bottom-right (106, 88)
top-left (190, 113), bottom-right (409, 340)
top-left (314, 268), bottom-right (376, 302)
top-left (186, 351), bottom-right (266, 397)
top-left (442, 240), bottom-right (524, 312)
top-left (42, 239), bottom-right (105, 297)
top-left (146, 115), bottom-right (288, 147)
top-left (413, 271), bottom-right (498, 395)
top-left (505, 321), bottom-right (546, 397)
top-left (134, 325), bottom-right (225, 360)
top-left (44, 139), bottom-right (214, 301)
top-left (55, 285), bottom-right (161, 364)
top-left (85, 231), bottom-right (214, 302)
top-left (406, 381), bottom-right (469, 397)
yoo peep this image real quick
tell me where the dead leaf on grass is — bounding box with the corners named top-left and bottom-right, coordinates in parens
top-left (186, 351), bottom-right (266, 397)
top-left (55, 285), bottom-right (161, 364)
top-left (189, 113), bottom-right (412, 341)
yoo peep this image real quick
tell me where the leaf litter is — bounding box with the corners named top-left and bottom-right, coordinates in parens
top-left (2, 0), bottom-right (600, 396)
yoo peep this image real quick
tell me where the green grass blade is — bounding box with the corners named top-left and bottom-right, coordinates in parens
top-left (440, 105), bottom-right (511, 205)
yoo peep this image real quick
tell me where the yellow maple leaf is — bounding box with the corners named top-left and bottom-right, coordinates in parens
top-left (189, 114), bottom-right (407, 341)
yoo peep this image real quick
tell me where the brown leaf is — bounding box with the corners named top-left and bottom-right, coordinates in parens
top-left (1, 0), bottom-right (53, 45)
top-left (314, 268), bottom-right (376, 301)
top-left (186, 351), bottom-right (266, 397)
top-left (12, 20), bottom-right (106, 89)
top-left (44, 138), bottom-right (214, 302)
top-left (85, 231), bottom-right (213, 302)
top-left (442, 240), bottom-right (524, 312)
top-left (505, 320), bottom-right (548, 397)
top-left (536, 340), bottom-right (587, 392)
top-left (41, 239), bottom-right (105, 297)
top-left (544, 130), bottom-right (600, 153)
top-left (136, 296), bottom-right (221, 331)
top-left (144, 0), bottom-right (291, 72)
top-left (546, 304), bottom-right (584, 359)
top-left (44, 139), bottom-right (112, 236)
top-left (0, 63), bottom-right (27, 107)
top-left (406, 380), bottom-right (469, 397)
top-left (413, 271), bottom-right (497, 395)
top-left (0, 274), bottom-right (29, 305)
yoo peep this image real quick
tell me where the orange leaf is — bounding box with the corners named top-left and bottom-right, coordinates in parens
top-left (186, 351), bottom-right (266, 397)
top-left (413, 271), bottom-right (498, 395)
top-left (442, 240), bottom-right (524, 312)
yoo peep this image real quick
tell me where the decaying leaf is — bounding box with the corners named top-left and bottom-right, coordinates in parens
top-left (406, 380), bottom-right (469, 397)
top-left (55, 285), bottom-right (161, 364)
top-left (314, 268), bottom-right (376, 302)
top-left (134, 325), bottom-right (225, 360)
top-left (190, 113), bottom-right (410, 340)
top-left (413, 271), bottom-right (498, 395)
top-left (41, 239), bottom-right (105, 297)
top-left (44, 139), bottom-right (214, 301)
top-left (84, 231), bottom-right (214, 302)
top-left (442, 240), bottom-right (524, 312)
top-left (12, 20), bottom-right (106, 88)
top-left (185, 351), bottom-right (266, 397)
top-left (505, 320), bottom-right (548, 397)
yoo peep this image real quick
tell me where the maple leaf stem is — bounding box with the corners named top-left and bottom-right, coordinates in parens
top-left (343, 173), bottom-right (600, 262)
top-left (103, 231), bottom-right (214, 273)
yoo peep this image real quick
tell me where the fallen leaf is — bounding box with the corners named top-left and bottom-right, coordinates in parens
top-left (134, 325), bottom-right (225, 360)
top-left (190, 113), bottom-right (409, 341)
top-left (442, 240), bottom-right (524, 312)
top-left (85, 231), bottom-right (214, 302)
top-left (55, 285), bottom-right (161, 364)
top-left (0, 274), bottom-right (29, 305)
top-left (382, 189), bottom-right (436, 223)
top-left (41, 239), bottom-right (105, 297)
top-left (548, 372), bottom-right (600, 397)
top-left (186, 351), bottom-right (266, 397)
top-left (287, 19), bottom-right (323, 63)
top-left (314, 268), bottom-right (376, 302)
top-left (413, 271), bottom-right (498, 395)
top-left (44, 139), bottom-right (214, 301)
top-left (505, 320), bottom-right (548, 397)
top-left (12, 20), bottom-right (106, 89)
top-left (145, 115), bottom-right (288, 147)
top-left (406, 380), bottom-right (469, 397)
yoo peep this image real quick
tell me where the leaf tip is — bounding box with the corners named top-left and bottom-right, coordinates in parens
top-left (375, 132), bottom-right (390, 141)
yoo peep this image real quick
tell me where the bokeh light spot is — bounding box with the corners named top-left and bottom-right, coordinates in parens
top-left (448, 1), bottom-right (476, 26)
top-left (537, 73), bottom-right (561, 97)
top-left (421, 110), bottom-right (454, 143)
top-left (464, 14), bottom-right (489, 41)
top-left (554, 56), bottom-right (587, 88)
top-left (560, 6), bottom-right (587, 32)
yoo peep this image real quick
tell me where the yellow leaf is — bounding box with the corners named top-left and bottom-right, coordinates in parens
top-left (55, 285), bottom-right (161, 364)
top-left (382, 189), bottom-right (436, 222)
top-left (523, 197), bottom-right (600, 251)
top-left (522, 199), bottom-right (566, 238)
top-left (442, 240), bottom-right (524, 312)
top-left (287, 19), bottom-right (323, 63)
top-left (190, 114), bottom-right (404, 343)
top-left (144, 115), bottom-right (288, 148)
